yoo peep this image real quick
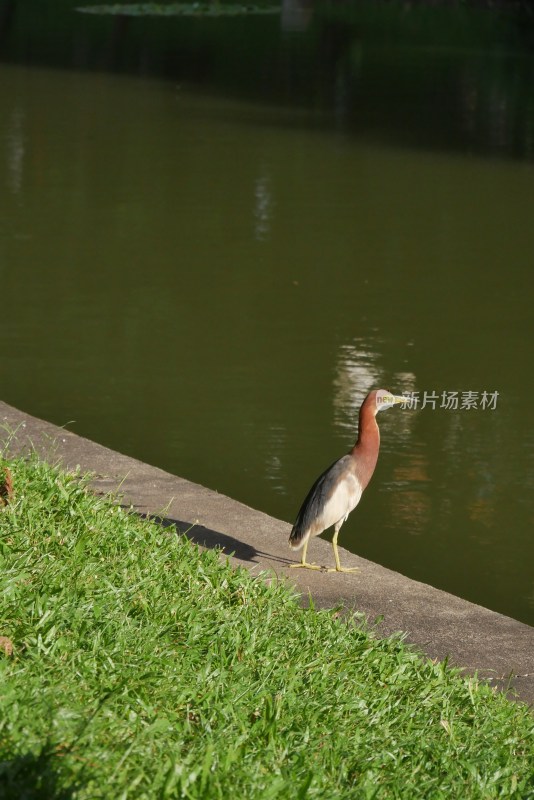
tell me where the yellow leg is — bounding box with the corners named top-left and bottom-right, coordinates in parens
top-left (327, 529), bottom-right (360, 573)
top-left (289, 538), bottom-right (321, 570)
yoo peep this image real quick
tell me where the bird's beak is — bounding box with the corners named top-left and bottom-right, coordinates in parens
top-left (376, 391), bottom-right (407, 412)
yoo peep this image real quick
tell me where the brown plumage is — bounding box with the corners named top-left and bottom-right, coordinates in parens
top-left (0, 467), bottom-right (14, 507)
top-left (289, 389), bottom-right (404, 572)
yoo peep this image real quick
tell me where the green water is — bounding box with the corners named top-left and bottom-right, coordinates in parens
top-left (1, 58), bottom-right (534, 626)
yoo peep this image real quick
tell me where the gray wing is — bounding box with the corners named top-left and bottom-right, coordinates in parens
top-left (289, 455), bottom-right (362, 548)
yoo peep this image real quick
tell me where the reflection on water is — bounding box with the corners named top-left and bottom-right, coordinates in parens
top-left (389, 453), bottom-right (432, 537)
top-left (332, 341), bottom-right (380, 433)
top-left (281, 0), bottom-right (312, 32)
top-left (332, 341), bottom-right (418, 446)
top-left (390, 489), bottom-right (432, 537)
top-left (1, 63), bottom-right (534, 626)
top-left (264, 424), bottom-right (288, 496)
top-left (4, 2), bottom-right (534, 160)
top-left (5, 106), bottom-right (25, 198)
top-left (253, 169), bottom-right (273, 243)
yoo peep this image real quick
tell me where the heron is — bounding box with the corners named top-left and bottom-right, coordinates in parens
top-left (289, 389), bottom-right (405, 572)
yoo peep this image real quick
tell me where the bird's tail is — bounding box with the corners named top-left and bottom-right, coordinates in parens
top-left (288, 521), bottom-right (309, 551)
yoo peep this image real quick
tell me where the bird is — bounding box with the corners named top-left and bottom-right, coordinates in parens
top-left (289, 389), bottom-right (405, 572)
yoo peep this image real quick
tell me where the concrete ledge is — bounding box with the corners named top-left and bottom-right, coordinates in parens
top-left (1, 400), bottom-right (533, 706)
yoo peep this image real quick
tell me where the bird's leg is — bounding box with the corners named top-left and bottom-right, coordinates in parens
top-left (327, 525), bottom-right (360, 573)
top-left (289, 538), bottom-right (321, 570)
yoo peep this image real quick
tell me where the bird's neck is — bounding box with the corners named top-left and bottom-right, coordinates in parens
top-left (352, 413), bottom-right (380, 490)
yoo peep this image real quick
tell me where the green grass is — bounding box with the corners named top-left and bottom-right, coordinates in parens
top-left (0, 456), bottom-right (532, 799)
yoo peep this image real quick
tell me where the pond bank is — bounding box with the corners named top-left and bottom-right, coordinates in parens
top-left (1, 399), bottom-right (533, 706)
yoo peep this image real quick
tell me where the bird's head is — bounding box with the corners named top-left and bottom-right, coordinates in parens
top-left (371, 389), bottom-right (406, 415)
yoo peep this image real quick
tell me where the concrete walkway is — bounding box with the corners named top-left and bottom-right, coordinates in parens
top-left (1, 400), bottom-right (533, 706)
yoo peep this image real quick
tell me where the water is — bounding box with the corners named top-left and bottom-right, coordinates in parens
top-left (1, 40), bottom-right (534, 625)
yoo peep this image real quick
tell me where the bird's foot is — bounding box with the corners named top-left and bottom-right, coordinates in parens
top-left (290, 562), bottom-right (322, 571)
top-left (326, 566), bottom-right (360, 573)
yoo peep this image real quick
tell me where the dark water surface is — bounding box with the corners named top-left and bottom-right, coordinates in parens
top-left (1, 46), bottom-right (534, 624)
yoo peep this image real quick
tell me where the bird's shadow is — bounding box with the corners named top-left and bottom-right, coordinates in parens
top-left (0, 746), bottom-right (79, 799)
top-left (133, 511), bottom-right (293, 567)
